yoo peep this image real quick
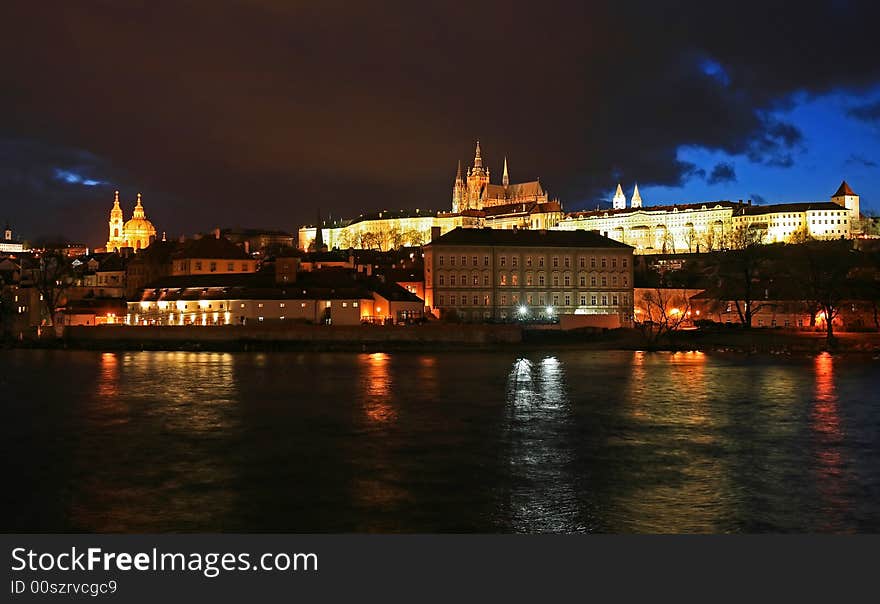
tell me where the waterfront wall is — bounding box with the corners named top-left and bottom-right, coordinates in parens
top-left (63, 323), bottom-right (523, 348)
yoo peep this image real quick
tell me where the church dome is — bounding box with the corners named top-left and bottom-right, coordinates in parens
top-left (122, 193), bottom-right (157, 250)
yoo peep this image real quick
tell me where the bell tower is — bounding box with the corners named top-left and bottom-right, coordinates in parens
top-left (466, 140), bottom-right (490, 210)
top-left (106, 190), bottom-right (125, 251)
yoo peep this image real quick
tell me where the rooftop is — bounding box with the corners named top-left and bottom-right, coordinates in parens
top-left (427, 227), bottom-right (632, 249)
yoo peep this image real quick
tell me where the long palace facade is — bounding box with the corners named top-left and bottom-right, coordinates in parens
top-left (298, 141), bottom-right (862, 254)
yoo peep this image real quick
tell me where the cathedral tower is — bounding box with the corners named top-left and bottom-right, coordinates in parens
top-left (612, 183), bottom-right (626, 210)
top-left (631, 183), bottom-right (642, 208)
top-left (466, 140), bottom-right (490, 210)
top-left (502, 156), bottom-right (509, 189)
top-left (452, 160), bottom-right (466, 213)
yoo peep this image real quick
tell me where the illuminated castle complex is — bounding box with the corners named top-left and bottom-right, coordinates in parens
top-left (105, 190), bottom-right (158, 252)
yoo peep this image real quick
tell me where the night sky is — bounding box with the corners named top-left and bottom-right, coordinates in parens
top-left (2, 1), bottom-right (880, 246)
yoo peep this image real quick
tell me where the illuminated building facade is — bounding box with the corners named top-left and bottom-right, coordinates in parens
top-left (105, 191), bottom-right (158, 252)
top-left (297, 141), bottom-right (563, 251)
top-left (557, 181), bottom-right (861, 252)
top-left (423, 227), bottom-right (634, 325)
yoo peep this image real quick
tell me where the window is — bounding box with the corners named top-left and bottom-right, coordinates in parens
top-left (552, 275), bottom-right (559, 286)
top-left (526, 274), bottom-right (533, 286)
top-left (242, 263), bottom-right (248, 271)
top-left (623, 276), bottom-right (628, 286)
top-left (564, 257), bottom-right (570, 268)
top-left (280, 303), bottom-right (285, 308)
top-left (579, 276), bottom-right (586, 287)
top-left (439, 255), bottom-right (444, 266)
top-left (227, 262), bottom-right (234, 271)
top-left (512, 274), bottom-right (518, 286)
top-left (450, 295), bottom-right (457, 305)
top-left (483, 274), bottom-right (489, 286)
top-left (210, 262), bottom-right (217, 272)
top-left (538, 257), bottom-right (545, 267)
top-left (500, 256), bottom-right (506, 267)
top-left (438, 295), bottom-right (445, 305)
top-left (511, 256), bottom-right (518, 268)
top-left (601, 295), bottom-right (608, 305)
top-left (501, 295), bottom-right (507, 305)
top-left (450, 256), bottom-right (456, 266)
top-left (591, 276), bottom-right (597, 286)
top-left (473, 295), bottom-right (479, 306)
top-left (527, 257), bottom-right (533, 268)
top-left (553, 295), bottom-right (559, 305)
top-left (591, 295), bottom-right (597, 305)
top-left (500, 274), bottom-right (507, 286)
top-left (580, 295), bottom-right (586, 306)
top-left (472, 256), bottom-right (478, 266)
top-left (539, 295), bottom-right (545, 305)
top-left (612, 295), bottom-right (619, 306)
top-left (601, 257), bottom-right (607, 268)
top-left (564, 275), bottom-right (571, 286)
top-left (527, 294), bottom-right (534, 304)
top-left (451, 274), bottom-right (457, 286)
top-left (195, 261), bottom-right (203, 271)
top-left (553, 256), bottom-right (559, 268)
top-left (590, 257), bottom-right (597, 269)
top-left (258, 303), bottom-right (264, 308)
top-left (483, 295), bottom-right (490, 305)
top-left (612, 258), bottom-right (617, 268)
top-left (484, 255), bottom-right (489, 266)
top-left (439, 274), bottom-right (445, 286)
top-left (564, 295), bottom-right (571, 306)
top-left (473, 275), bottom-right (479, 286)
top-left (579, 257), bottom-right (585, 268)
top-left (539, 274), bottom-right (545, 286)
top-left (612, 275), bottom-right (617, 286)
top-left (601, 276), bottom-right (607, 286)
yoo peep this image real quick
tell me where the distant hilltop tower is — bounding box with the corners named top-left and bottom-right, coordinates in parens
top-left (831, 180), bottom-right (859, 219)
top-left (612, 183), bottom-right (626, 210)
top-left (631, 183), bottom-right (642, 208)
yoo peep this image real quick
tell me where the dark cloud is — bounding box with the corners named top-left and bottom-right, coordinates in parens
top-left (1, 1), bottom-right (880, 243)
top-left (707, 162), bottom-right (737, 185)
top-left (847, 100), bottom-right (880, 122)
top-left (845, 154), bottom-right (878, 168)
top-left (751, 194), bottom-right (768, 205)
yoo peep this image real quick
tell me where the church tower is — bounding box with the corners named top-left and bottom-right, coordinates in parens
top-left (612, 183), bottom-right (626, 210)
top-left (831, 180), bottom-right (860, 227)
top-left (466, 140), bottom-right (490, 210)
top-left (452, 160), bottom-right (466, 212)
top-left (106, 190), bottom-right (125, 251)
top-left (631, 183), bottom-right (642, 208)
top-left (502, 156), bottom-right (510, 189)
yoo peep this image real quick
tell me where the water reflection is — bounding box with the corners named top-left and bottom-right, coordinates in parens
top-left (68, 351), bottom-right (241, 531)
top-left (503, 356), bottom-right (583, 532)
top-left (811, 352), bottom-right (850, 531)
top-left (362, 353), bottom-right (397, 424)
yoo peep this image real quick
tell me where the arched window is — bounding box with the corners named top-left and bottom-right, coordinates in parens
top-left (114, 228), bottom-right (119, 237)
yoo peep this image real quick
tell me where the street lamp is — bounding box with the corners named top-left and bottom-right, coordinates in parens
top-left (518, 305), bottom-right (528, 317)
top-left (545, 305), bottom-right (554, 316)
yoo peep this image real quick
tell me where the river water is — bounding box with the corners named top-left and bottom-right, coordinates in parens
top-left (2, 349), bottom-right (879, 533)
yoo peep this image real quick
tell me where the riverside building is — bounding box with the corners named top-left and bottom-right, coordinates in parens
top-left (423, 227), bottom-right (634, 326)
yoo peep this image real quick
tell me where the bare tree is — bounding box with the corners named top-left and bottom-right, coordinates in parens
top-left (707, 226), bottom-right (771, 328)
top-left (634, 287), bottom-right (693, 345)
top-left (790, 240), bottom-right (859, 346)
top-left (32, 252), bottom-right (75, 327)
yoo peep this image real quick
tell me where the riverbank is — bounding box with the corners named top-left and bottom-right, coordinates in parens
top-left (4, 323), bottom-right (880, 354)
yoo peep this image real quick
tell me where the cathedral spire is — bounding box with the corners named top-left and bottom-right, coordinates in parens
top-left (473, 140), bottom-right (482, 169)
top-left (631, 183), bottom-right (642, 208)
top-left (502, 156), bottom-right (509, 188)
top-left (113, 190), bottom-right (120, 208)
top-left (455, 159), bottom-right (463, 182)
top-left (612, 183), bottom-right (626, 210)
top-left (132, 193), bottom-right (146, 219)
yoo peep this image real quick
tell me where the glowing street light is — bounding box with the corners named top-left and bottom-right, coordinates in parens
top-left (546, 305), bottom-right (554, 315)
top-left (518, 305), bottom-right (528, 316)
